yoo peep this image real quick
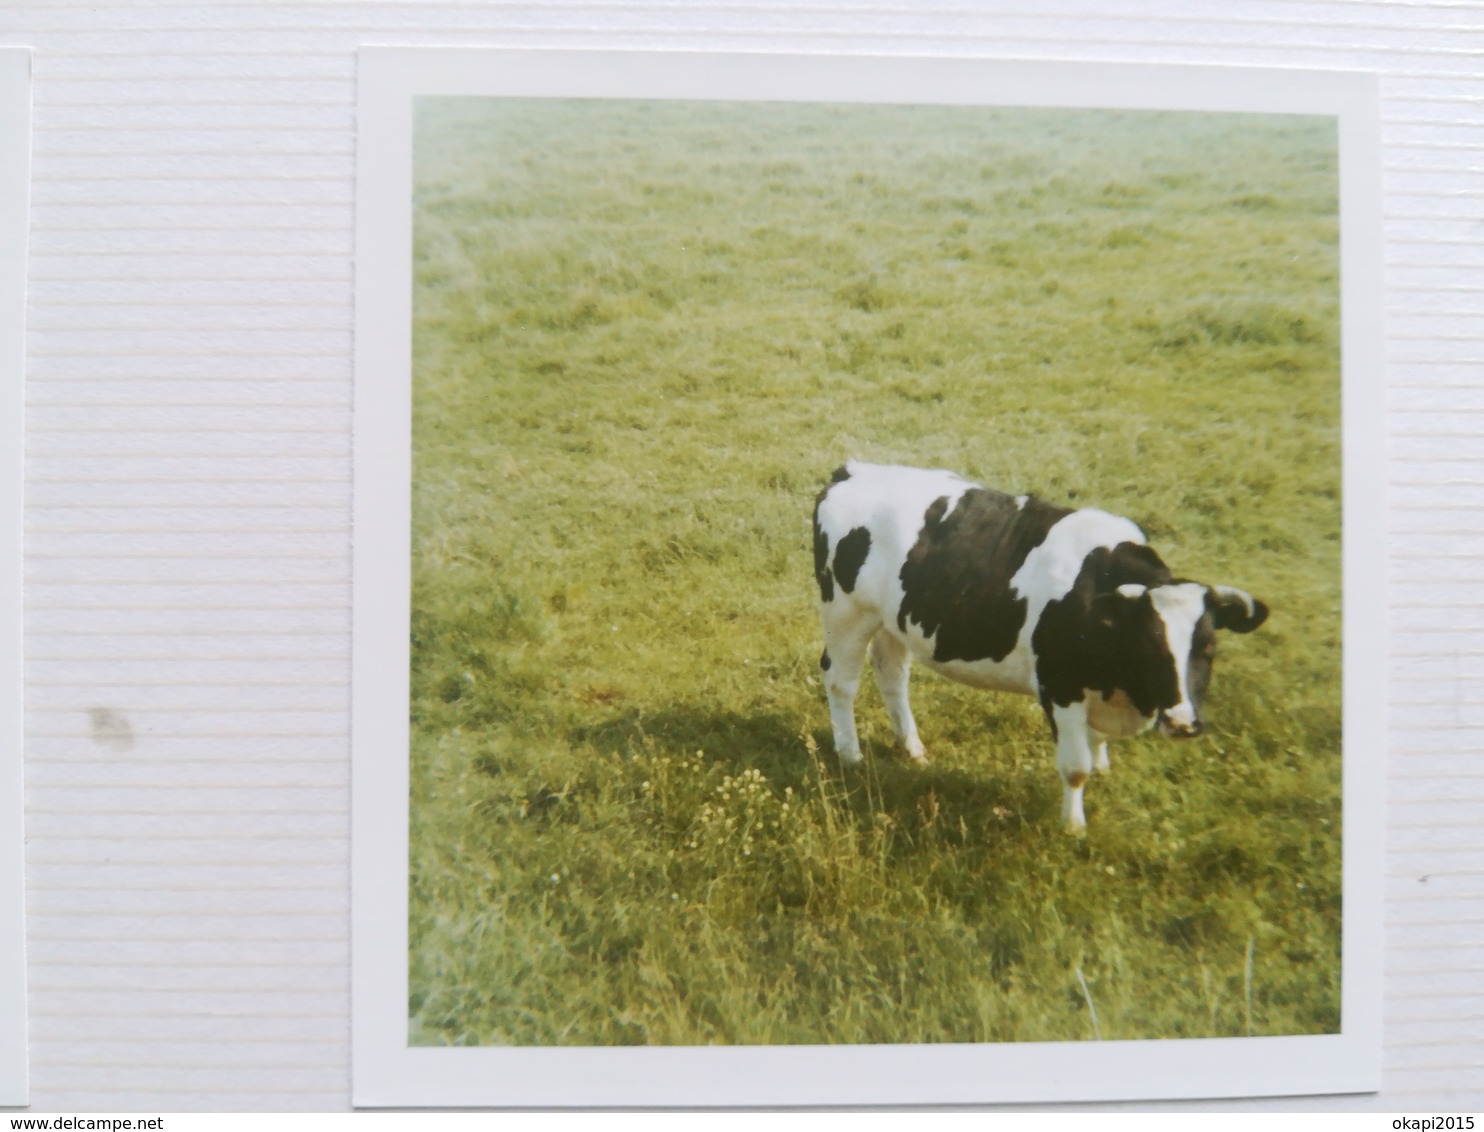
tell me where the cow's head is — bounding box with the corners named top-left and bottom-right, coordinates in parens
top-left (1089, 581), bottom-right (1268, 738)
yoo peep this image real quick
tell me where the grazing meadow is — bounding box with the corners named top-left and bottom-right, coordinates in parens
top-left (409, 98), bottom-right (1342, 1046)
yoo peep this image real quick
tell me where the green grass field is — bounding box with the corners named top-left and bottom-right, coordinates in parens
top-left (408, 98), bottom-right (1342, 1046)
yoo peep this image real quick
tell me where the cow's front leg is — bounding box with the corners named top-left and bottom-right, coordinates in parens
top-left (1049, 700), bottom-right (1098, 833)
top-left (1092, 728), bottom-right (1111, 775)
top-left (869, 630), bottom-right (926, 761)
top-left (819, 606), bottom-right (879, 766)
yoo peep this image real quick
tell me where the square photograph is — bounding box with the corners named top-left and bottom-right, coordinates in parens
top-left (407, 95), bottom-right (1342, 1049)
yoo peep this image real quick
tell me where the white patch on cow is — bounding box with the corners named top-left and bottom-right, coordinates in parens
top-left (1147, 582), bottom-right (1208, 727)
top-left (817, 462), bottom-right (972, 578)
top-left (1014, 494), bottom-right (1028, 509)
top-left (1116, 583), bottom-right (1146, 599)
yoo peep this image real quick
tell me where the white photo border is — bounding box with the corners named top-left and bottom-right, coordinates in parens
top-left (352, 47), bottom-right (1384, 1108)
top-left (0, 45), bottom-right (29, 1112)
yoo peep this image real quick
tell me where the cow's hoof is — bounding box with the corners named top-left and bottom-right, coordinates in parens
top-left (904, 740), bottom-right (927, 763)
top-left (1061, 809), bottom-right (1088, 835)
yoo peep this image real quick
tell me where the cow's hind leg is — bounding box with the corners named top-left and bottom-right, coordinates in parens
top-left (870, 630), bottom-right (926, 761)
top-left (819, 603), bottom-right (879, 767)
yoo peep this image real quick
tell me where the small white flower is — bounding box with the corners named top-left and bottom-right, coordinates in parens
top-left (549, 873), bottom-right (560, 884)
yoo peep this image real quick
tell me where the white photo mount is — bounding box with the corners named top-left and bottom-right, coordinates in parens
top-left (0, 45), bottom-right (29, 1112)
top-left (353, 48), bottom-right (1384, 1108)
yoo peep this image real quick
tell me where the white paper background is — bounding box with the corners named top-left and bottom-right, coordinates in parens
top-left (0, 0), bottom-right (1479, 1113)
top-left (0, 44), bottom-right (29, 1112)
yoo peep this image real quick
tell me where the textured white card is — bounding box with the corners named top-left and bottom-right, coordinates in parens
top-left (0, 3), bottom-right (1475, 1112)
top-left (354, 48), bottom-right (1385, 1107)
top-left (0, 44), bottom-right (29, 1111)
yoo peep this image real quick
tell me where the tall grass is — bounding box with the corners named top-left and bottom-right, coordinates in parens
top-left (409, 98), bottom-right (1341, 1046)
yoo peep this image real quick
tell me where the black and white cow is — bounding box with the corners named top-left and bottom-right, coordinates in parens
top-left (811, 461), bottom-right (1268, 832)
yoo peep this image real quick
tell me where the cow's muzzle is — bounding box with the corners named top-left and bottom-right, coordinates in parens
top-left (1158, 711), bottom-right (1203, 739)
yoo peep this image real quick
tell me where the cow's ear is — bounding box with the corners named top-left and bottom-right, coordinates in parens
top-left (1210, 585), bottom-right (1269, 633)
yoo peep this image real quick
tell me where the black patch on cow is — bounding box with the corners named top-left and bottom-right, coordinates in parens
top-left (1038, 687), bottom-right (1059, 739)
top-left (1032, 542), bottom-right (1184, 715)
top-left (1087, 541), bottom-right (1171, 591)
top-left (834, 527), bottom-right (871, 594)
top-left (811, 467), bottom-right (859, 603)
top-left (896, 488), bottom-right (1070, 664)
top-left (811, 504), bottom-right (834, 603)
top-left (819, 649), bottom-right (831, 671)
